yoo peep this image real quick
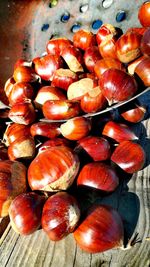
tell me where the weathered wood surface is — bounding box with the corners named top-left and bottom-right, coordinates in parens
top-left (0, 92), bottom-right (150, 267)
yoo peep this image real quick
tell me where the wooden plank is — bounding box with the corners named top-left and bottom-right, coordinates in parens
top-left (0, 99), bottom-right (150, 266)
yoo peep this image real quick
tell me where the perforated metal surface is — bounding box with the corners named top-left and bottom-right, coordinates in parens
top-left (0, 0), bottom-right (146, 86)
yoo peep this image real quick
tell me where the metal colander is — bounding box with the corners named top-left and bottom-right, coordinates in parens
top-left (0, 0), bottom-right (145, 87)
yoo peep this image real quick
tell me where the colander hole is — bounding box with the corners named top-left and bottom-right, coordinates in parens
top-left (61, 12), bottom-right (70, 23)
top-left (41, 24), bottom-right (50, 32)
top-left (49, 0), bottom-right (58, 8)
top-left (102, 0), bottom-right (114, 9)
top-left (92, 20), bottom-right (103, 30)
top-left (80, 4), bottom-right (89, 13)
top-left (71, 23), bottom-right (81, 33)
top-left (116, 10), bottom-right (126, 22)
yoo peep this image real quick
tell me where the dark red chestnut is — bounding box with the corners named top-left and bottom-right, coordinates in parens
top-left (73, 204), bottom-right (124, 253)
top-left (73, 29), bottom-right (96, 51)
top-left (51, 68), bottom-right (78, 91)
top-left (60, 117), bottom-right (91, 141)
top-left (28, 146), bottom-right (80, 191)
top-left (9, 192), bottom-right (45, 235)
top-left (13, 66), bottom-right (39, 83)
top-left (0, 160), bottom-right (27, 217)
top-left (8, 82), bottom-right (34, 106)
top-left (83, 46), bottom-right (102, 73)
top-left (99, 69), bottom-right (137, 105)
top-left (8, 136), bottom-right (36, 161)
top-left (42, 192), bottom-right (80, 241)
top-left (33, 54), bottom-right (63, 81)
top-left (141, 28), bottom-right (150, 57)
top-left (34, 85), bottom-right (66, 107)
top-left (120, 105), bottom-right (146, 123)
top-left (3, 123), bottom-right (31, 146)
top-left (8, 102), bottom-right (36, 125)
top-left (111, 141), bottom-right (146, 173)
top-left (77, 162), bottom-right (119, 192)
top-left (30, 122), bottom-right (60, 139)
top-left (43, 100), bottom-right (81, 120)
top-left (78, 136), bottom-right (111, 161)
top-left (102, 121), bottom-right (138, 143)
top-left (138, 1), bottom-right (150, 27)
top-left (135, 57), bottom-right (150, 86)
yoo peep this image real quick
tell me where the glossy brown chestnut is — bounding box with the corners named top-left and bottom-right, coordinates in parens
top-left (111, 141), bottom-right (146, 173)
top-left (3, 123), bottom-right (31, 146)
top-left (94, 58), bottom-right (125, 79)
top-left (73, 204), bottom-right (124, 253)
top-left (60, 117), bottom-right (91, 141)
top-left (43, 100), bottom-right (81, 120)
top-left (28, 146), bottom-right (80, 191)
top-left (83, 46), bottom-right (102, 73)
top-left (4, 77), bottom-right (16, 98)
top-left (46, 38), bottom-right (72, 55)
top-left (96, 24), bottom-right (117, 45)
top-left (0, 160), bottom-right (27, 217)
top-left (127, 56), bottom-right (144, 75)
top-left (67, 78), bottom-right (95, 101)
top-left (140, 28), bottom-right (150, 57)
top-left (8, 136), bottom-right (36, 161)
top-left (80, 86), bottom-right (107, 113)
top-left (13, 66), bottom-right (38, 83)
top-left (33, 54), bottom-right (63, 81)
top-left (116, 31), bottom-right (142, 63)
top-left (102, 121), bottom-right (138, 143)
top-left (38, 138), bottom-right (71, 153)
top-left (8, 102), bottom-right (36, 125)
top-left (120, 105), bottom-right (146, 123)
top-left (78, 136), bottom-right (111, 161)
top-left (51, 68), bottom-right (78, 91)
top-left (30, 122), bottom-right (60, 138)
top-left (134, 57), bottom-right (150, 86)
top-left (77, 162), bottom-right (119, 192)
top-left (61, 45), bottom-right (84, 73)
top-left (73, 29), bottom-right (96, 51)
top-left (42, 192), bottom-right (80, 241)
top-left (8, 82), bottom-right (34, 106)
top-left (138, 1), bottom-right (150, 27)
top-left (99, 35), bottom-right (117, 59)
top-left (99, 69), bottom-right (137, 105)
top-left (9, 192), bottom-right (45, 235)
top-left (34, 86), bottom-right (66, 106)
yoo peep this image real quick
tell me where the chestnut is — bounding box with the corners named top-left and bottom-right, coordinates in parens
top-left (8, 136), bottom-right (36, 161)
top-left (8, 82), bottom-right (34, 106)
top-left (42, 100), bottom-right (81, 120)
top-left (60, 117), bottom-right (91, 141)
top-left (28, 146), bottom-right (80, 191)
top-left (8, 102), bottom-right (36, 125)
top-left (3, 123), bottom-right (31, 147)
top-left (9, 192), bottom-right (45, 235)
top-left (73, 204), bottom-right (124, 253)
top-left (42, 192), bottom-right (80, 241)
top-left (111, 141), bottom-right (146, 173)
top-left (30, 122), bottom-right (60, 139)
top-left (73, 29), bottom-right (96, 51)
top-left (34, 86), bottom-right (66, 107)
top-left (78, 136), bottom-right (111, 161)
top-left (102, 121), bottom-right (138, 143)
top-left (77, 162), bottom-right (119, 192)
top-left (0, 160), bottom-right (27, 217)
top-left (99, 69), bottom-right (137, 105)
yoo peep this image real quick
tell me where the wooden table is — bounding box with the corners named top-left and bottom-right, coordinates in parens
top-left (0, 91), bottom-right (150, 267)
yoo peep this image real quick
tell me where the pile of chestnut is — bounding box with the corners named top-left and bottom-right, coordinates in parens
top-left (0, 1), bottom-right (150, 254)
